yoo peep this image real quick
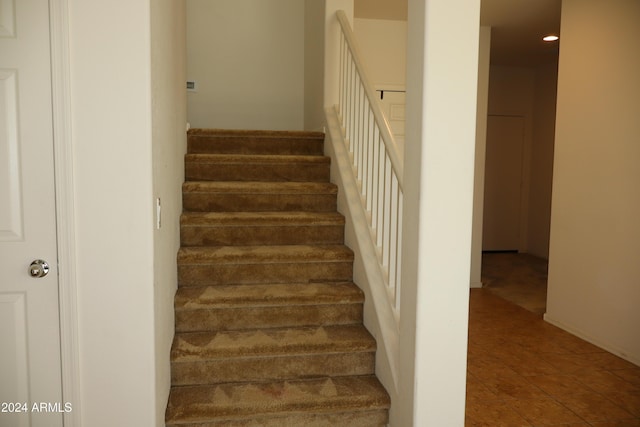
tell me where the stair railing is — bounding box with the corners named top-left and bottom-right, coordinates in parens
top-left (334, 10), bottom-right (404, 315)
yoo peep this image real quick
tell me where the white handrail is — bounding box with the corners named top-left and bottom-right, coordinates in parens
top-left (335, 10), bottom-right (404, 312)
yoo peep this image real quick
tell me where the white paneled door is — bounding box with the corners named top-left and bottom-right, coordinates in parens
top-left (377, 89), bottom-right (406, 157)
top-left (0, 1), bottom-right (64, 426)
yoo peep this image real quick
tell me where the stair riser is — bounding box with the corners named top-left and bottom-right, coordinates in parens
top-left (171, 352), bottom-right (375, 385)
top-left (165, 410), bottom-right (389, 427)
top-left (175, 304), bottom-right (363, 332)
top-left (181, 225), bottom-right (344, 246)
top-left (185, 163), bottom-right (330, 182)
top-left (183, 193), bottom-right (337, 213)
top-left (188, 136), bottom-right (324, 156)
top-left (178, 262), bottom-right (353, 286)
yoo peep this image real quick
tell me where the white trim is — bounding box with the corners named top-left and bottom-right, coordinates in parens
top-left (469, 281), bottom-right (483, 289)
top-left (325, 106), bottom-right (400, 390)
top-left (544, 313), bottom-right (640, 367)
top-left (49, 0), bottom-right (81, 425)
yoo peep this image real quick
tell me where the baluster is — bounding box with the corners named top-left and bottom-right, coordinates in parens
top-left (364, 105), bottom-right (372, 211)
top-left (375, 130), bottom-right (384, 249)
top-left (336, 13), bottom-right (404, 318)
top-left (339, 34), bottom-right (345, 120)
top-left (395, 189), bottom-right (403, 310)
top-left (389, 175), bottom-right (399, 292)
top-left (360, 99), bottom-right (368, 203)
top-left (355, 75), bottom-right (362, 184)
top-left (346, 53), bottom-right (353, 148)
top-left (382, 155), bottom-right (392, 272)
top-left (359, 80), bottom-right (366, 187)
top-left (370, 123), bottom-right (380, 228)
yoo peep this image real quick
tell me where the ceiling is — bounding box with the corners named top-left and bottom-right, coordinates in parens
top-left (355, 0), bottom-right (562, 67)
top-left (481, 0), bottom-right (562, 66)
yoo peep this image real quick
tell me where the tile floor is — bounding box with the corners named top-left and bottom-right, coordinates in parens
top-left (466, 254), bottom-right (640, 426)
top-left (481, 252), bottom-right (548, 315)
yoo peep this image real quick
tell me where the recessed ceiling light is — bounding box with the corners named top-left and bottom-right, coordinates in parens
top-left (543, 35), bottom-right (559, 42)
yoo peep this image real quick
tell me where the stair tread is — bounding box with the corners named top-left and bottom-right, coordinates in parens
top-left (175, 282), bottom-right (363, 309)
top-left (188, 128), bottom-right (325, 139)
top-left (180, 211), bottom-right (344, 227)
top-left (186, 153), bottom-right (330, 163)
top-left (182, 181), bottom-right (337, 194)
top-left (187, 129), bottom-right (325, 156)
top-left (178, 245), bottom-right (354, 264)
top-left (165, 375), bottom-right (390, 424)
top-left (171, 324), bottom-right (376, 361)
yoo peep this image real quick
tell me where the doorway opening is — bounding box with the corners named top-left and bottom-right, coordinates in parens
top-left (478, 1), bottom-right (561, 315)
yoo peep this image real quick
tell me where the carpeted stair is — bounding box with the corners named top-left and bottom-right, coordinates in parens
top-left (166, 129), bottom-right (390, 426)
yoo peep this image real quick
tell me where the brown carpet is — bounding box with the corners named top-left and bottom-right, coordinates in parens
top-left (166, 129), bottom-right (389, 426)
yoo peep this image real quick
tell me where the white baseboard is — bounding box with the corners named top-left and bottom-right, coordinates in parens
top-left (544, 314), bottom-right (640, 367)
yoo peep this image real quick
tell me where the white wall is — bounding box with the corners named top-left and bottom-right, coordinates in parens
top-left (354, 0), bottom-right (407, 21)
top-left (353, 18), bottom-right (407, 89)
top-left (303, 0), bottom-right (325, 131)
top-left (351, 18), bottom-right (407, 151)
top-left (68, 0), bottom-right (157, 425)
top-left (470, 26), bottom-right (491, 288)
top-left (323, 0), bottom-right (354, 110)
top-left (303, 0), bottom-right (354, 128)
top-left (399, 0), bottom-right (479, 425)
top-left (546, 0), bottom-right (640, 365)
top-left (150, 1), bottom-right (187, 425)
top-left (187, 0), bottom-right (304, 130)
top-left (528, 63), bottom-right (557, 258)
top-left (488, 66), bottom-right (536, 118)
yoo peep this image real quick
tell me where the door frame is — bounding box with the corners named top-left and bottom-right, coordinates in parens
top-left (50, 1), bottom-right (80, 425)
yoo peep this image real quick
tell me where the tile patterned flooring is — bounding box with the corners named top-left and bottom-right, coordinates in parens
top-left (481, 252), bottom-right (548, 315)
top-left (466, 254), bottom-right (640, 426)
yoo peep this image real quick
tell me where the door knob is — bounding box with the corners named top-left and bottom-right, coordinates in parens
top-left (29, 259), bottom-right (49, 278)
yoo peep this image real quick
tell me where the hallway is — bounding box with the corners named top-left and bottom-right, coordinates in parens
top-left (466, 256), bottom-right (640, 426)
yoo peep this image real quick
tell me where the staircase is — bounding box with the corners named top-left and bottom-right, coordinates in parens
top-left (166, 129), bottom-right (390, 426)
